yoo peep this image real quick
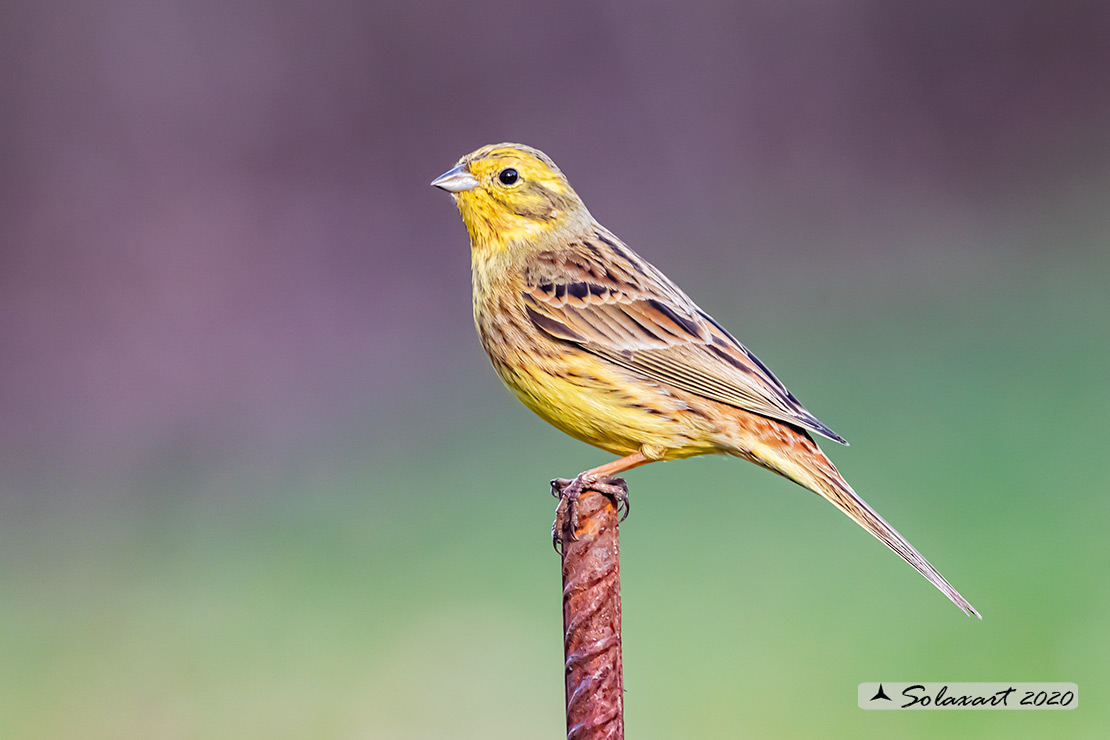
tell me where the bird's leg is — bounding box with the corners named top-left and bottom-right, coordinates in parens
top-left (551, 476), bottom-right (627, 552)
top-left (551, 451), bottom-right (652, 552)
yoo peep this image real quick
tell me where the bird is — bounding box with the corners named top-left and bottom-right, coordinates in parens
top-left (432, 143), bottom-right (979, 617)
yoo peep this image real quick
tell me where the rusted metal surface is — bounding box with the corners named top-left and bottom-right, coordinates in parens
top-left (557, 485), bottom-right (625, 740)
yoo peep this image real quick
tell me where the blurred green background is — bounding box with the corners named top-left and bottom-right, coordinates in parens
top-left (2, 1), bottom-right (1108, 738)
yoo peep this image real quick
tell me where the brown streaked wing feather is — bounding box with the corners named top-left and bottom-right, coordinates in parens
top-left (522, 240), bottom-right (847, 444)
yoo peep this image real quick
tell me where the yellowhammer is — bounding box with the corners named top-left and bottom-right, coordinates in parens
top-left (432, 143), bottom-right (979, 617)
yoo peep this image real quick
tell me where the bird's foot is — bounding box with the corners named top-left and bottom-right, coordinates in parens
top-left (550, 472), bottom-right (629, 553)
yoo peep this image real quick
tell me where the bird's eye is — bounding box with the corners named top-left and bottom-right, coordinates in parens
top-left (498, 168), bottom-right (519, 185)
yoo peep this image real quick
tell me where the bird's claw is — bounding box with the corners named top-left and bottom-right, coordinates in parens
top-left (551, 473), bottom-right (629, 553)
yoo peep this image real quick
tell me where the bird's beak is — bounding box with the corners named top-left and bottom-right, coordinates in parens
top-left (431, 164), bottom-right (479, 193)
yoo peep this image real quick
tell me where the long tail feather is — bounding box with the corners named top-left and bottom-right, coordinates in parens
top-left (751, 441), bottom-right (981, 618)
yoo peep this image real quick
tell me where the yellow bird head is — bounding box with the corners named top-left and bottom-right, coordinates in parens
top-left (432, 144), bottom-right (589, 256)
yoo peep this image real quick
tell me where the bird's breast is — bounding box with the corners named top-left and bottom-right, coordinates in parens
top-left (470, 276), bottom-right (717, 459)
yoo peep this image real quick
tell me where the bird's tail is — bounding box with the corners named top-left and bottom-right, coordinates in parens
top-left (748, 439), bottom-right (981, 618)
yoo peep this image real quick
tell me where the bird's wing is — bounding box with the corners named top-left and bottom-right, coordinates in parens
top-left (521, 240), bottom-right (847, 444)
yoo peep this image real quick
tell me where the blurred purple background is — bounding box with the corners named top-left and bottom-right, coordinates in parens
top-left (3, 0), bottom-right (1108, 492)
top-left (4, 4), bottom-right (1110, 737)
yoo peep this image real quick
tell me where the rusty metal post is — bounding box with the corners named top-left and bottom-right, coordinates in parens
top-left (557, 486), bottom-right (625, 740)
